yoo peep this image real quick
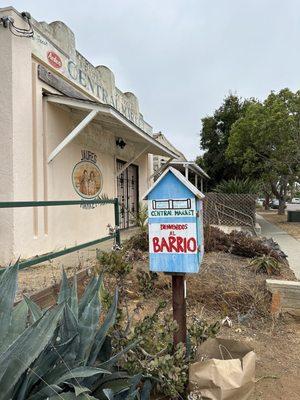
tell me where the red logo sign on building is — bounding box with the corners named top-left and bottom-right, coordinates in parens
top-left (47, 51), bottom-right (62, 69)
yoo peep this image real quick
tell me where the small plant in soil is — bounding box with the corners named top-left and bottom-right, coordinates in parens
top-left (97, 250), bottom-right (132, 278)
top-left (250, 255), bottom-right (281, 275)
top-left (130, 202), bottom-right (148, 233)
top-left (123, 231), bottom-right (149, 252)
top-left (136, 268), bottom-right (158, 297)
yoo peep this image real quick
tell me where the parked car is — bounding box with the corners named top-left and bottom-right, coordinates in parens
top-left (292, 198), bottom-right (300, 204)
top-left (270, 199), bottom-right (279, 209)
top-left (256, 198), bottom-right (264, 206)
top-left (256, 197), bottom-right (272, 207)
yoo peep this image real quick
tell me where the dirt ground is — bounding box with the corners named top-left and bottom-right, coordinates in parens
top-left (117, 252), bottom-right (300, 400)
top-left (259, 210), bottom-right (300, 241)
top-left (125, 253), bottom-right (300, 400)
top-left (14, 248), bottom-right (300, 400)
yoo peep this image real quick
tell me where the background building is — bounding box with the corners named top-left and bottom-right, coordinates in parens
top-left (153, 132), bottom-right (209, 191)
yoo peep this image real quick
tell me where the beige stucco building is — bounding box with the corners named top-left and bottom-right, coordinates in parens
top-left (153, 132), bottom-right (209, 191)
top-left (0, 7), bottom-right (179, 265)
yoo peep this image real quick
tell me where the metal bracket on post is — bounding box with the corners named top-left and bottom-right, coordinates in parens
top-left (114, 197), bottom-right (121, 249)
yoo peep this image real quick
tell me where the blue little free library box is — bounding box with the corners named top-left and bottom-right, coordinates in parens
top-left (143, 167), bottom-right (205, 274)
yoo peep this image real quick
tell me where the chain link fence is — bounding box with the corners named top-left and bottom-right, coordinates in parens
top-left (203, 193), bottom-right (257, 227)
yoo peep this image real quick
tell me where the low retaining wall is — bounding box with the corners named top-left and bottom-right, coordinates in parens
top-left (17, 267), bottom-right (92, 309)
top-left (266, 279), bottom-right (300, 317)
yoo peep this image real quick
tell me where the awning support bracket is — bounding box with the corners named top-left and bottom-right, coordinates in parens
top-left (48, 109), bottom-right (98, 163)
top-left (148, 157), bottom-right (174, 182)
top-left (115, 145), bottom-right (150, 177)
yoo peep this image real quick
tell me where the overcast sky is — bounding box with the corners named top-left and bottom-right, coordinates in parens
top-left (6, 0), bottom-right (300, 159)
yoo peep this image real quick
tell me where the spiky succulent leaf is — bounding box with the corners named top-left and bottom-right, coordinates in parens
top-left (126, 389), bottom-right (139, 399)
top-left (140, 379), bottom-right (152, 400)
top-left (78, 276), bottom-right (98, 317)
top-left (128, 374), bottom-right (142, 395)
top-left (58, 366), bottom-right (110, 383)
top-left (0, 303), bottom-right (64, 399)
top-left (96, 374), bottom-right (142, 400)
top-left (103, 388), bottom-right (115, 400)
top-left (30, 368), bottom-right (109, 400)
top-left (77, 288), bottom-right (102, 362)
top-left (24, 295), bottom-right (43, 322)
top-left (69, 274), bottom-right (78, 320)
top-left (58, 268), bottom-right (70, 304)
top-left (60, 305), bottom-right (78, 341)
top-left (32, 335), bottom-right (79, 392)
top-left (99, 340), bottom-right (140, 370)
top-left (1, 300), bottom-right (28, 353)
top-left (23, 334), bottom-right (79, 397)
top-left (49, 392), bottom-right (99, 400)
top-left (66, 383), bottom-right (90, 396)
top-left (0, 263), bottom-right (18, 343)
top-left (88, 289), bottom-right (118, 365)
top-left (11, 300), bottom-right (28, 337)
top-left (59, 305), bottom-right (79, 364)
top-left (27, 385), bottom-right (62, 400)
top-left (92, 371), bottom-right (131, 393)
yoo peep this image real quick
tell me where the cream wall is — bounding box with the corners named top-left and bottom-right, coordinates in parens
top-left (45, 102), bottom-right (117, 252)
top-left (0, 8), bottom-right (153, 265)
top-left (0, 8), bottom-right (33, 263)
top-left (0, 8), bottom-right (14, 262)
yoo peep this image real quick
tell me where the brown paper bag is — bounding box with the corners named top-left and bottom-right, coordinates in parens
top-left (189, 338), bottom-right (256, 400)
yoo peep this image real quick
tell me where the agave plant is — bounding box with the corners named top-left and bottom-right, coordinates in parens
top-left (249, 255), bottom-right (281, 276)
top-left (0, 264), bottom-right (151, 400)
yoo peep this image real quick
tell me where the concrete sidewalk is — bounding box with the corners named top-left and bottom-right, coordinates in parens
top-left (256, 214), bottom-right (300, 279)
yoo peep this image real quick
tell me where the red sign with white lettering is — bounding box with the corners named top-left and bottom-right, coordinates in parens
top-left (47, 51), bottom-right (62, 69)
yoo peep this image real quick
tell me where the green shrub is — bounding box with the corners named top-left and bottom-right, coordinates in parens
top-left (0, 264), bottom-right (150, 400)
top-left (136, 268), bottom-right (158, 297)
top-left (115, 302), bottom-right (221, 399)
top-left (97, 250), bottom-right (132, 278)
top-left (130, 202), bottom-right (148, 233)
top-left (123, 231), bottom-right (149, 252)
top-left (214, 178), bottom-right (259, 194)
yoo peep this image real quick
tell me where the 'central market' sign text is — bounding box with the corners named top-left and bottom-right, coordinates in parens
top-left (32, 30), bottom-right (152, 134)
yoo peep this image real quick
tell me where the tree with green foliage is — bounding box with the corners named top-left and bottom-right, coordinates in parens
top-left (227, 88), bottom-right (300, 214)
top-left (199, 94), bottom-right (254, 189)
top-left (213, 178), bottom-right (259, 194)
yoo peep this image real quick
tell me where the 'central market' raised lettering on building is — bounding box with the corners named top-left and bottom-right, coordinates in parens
top-left (32, 30), bottom-right (152, 134)
top-left (67, 61), bottom-right (145, 129)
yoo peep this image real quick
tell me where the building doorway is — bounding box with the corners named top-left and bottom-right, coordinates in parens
top-left (116, 160), bottom-right (139, 229)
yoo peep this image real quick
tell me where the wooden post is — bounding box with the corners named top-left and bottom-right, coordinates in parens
top-left (172, 274), bottom-right (187, 348)
top-left (185, 164), bottom-right (189, 180)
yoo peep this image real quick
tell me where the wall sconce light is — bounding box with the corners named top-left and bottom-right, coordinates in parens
top-left (116, 137), bottom-right (126, 149)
